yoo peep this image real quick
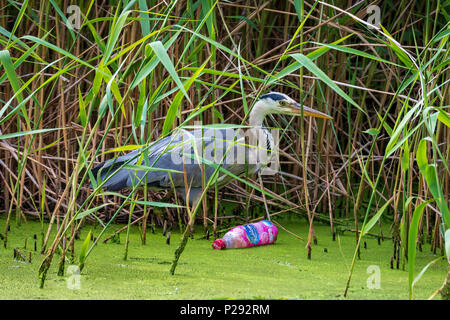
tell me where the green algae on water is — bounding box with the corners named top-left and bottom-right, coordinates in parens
top-left (0, 217), bottom-right (446, 300)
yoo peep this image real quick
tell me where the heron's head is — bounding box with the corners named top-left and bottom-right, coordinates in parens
top-left (255, 92), bottom-right (332, 119)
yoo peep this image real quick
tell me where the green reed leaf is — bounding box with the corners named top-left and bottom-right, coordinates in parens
top-left (149, 41), bottom-right (190, 103)
top-left (291, 53), bottom-right (366, 115)
top-left (408, 200), bottom-right (432, 299)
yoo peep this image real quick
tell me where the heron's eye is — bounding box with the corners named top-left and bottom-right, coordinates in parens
top-left (279, 100), bottom-right (288, 106)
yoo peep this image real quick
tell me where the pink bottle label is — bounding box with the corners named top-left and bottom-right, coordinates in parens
top-left (222, 220), bottom-right (278, 248)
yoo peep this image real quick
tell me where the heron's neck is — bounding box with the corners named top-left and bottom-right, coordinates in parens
top-left (249, 101), bottom-right (269, 128)
top-left (247, 101), bottom-right (273, 168)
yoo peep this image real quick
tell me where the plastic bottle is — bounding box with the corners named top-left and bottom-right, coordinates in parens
top-left (212, 220), bottom-right (278, 249)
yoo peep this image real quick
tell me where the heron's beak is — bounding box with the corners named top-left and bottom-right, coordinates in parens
top-left (287, 103), bottom-right (332, 119)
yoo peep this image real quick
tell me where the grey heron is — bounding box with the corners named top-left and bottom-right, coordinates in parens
top-left (90, 92), bottom-right (332, 210)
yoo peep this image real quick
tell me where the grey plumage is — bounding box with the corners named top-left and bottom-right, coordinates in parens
top-left (90, 92), bottom-right (332, 207)
top-left (91, 127), bottom-right (265, 205)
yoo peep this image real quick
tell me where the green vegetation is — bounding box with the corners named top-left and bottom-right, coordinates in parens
top-left (0, 0), bottom-right (448, 299)
top-left (0, 217), bottom-right (446, 299)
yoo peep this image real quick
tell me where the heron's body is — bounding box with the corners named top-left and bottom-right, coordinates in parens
top-left (91, 127), bottom-right (270, 202)
top-left (91, 92), bottom-right (331, 206)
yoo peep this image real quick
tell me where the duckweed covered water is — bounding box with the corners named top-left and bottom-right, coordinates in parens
top-left (0, 217), bottom-right (446, 299)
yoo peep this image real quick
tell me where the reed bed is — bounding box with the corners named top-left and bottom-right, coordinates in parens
top-left (0, 0), bottom-right (448, 298)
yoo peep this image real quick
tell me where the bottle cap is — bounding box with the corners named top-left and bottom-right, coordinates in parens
top-left (212, 239), bottom-right (226, 250)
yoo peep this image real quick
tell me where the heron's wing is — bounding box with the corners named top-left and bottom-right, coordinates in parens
top-left (91, 128), bottom-right (259, 191)
top-left (90, 134), bottom-right (184, 190)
